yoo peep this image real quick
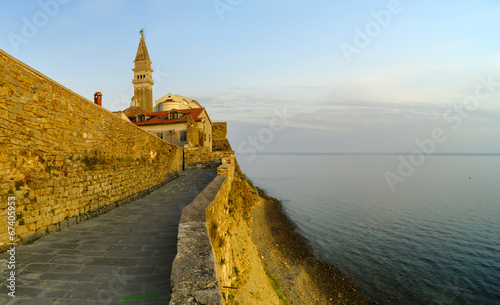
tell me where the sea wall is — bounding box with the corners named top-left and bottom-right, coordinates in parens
top-left (171, 157), bottom-right (282, 304)
top-left (169, 160), bottom-right (232, 304)
top-left (0, 49), bottom-right (183, 250)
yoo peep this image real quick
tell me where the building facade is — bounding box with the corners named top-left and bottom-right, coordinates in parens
top-left (116, 35), bottom-right (216, 151)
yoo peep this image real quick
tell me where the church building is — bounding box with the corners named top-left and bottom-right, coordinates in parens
top-left (131, 35), bottom-right (154, 112)
top-left (117, 33), bottom-right (215, 150)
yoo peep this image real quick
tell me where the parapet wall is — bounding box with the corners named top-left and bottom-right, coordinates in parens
top-left (184, 147), bottom-right (234, 170)
top-left (0, 49), bottom-right (183, 249)
top-left (170, 157), bottom-right (235, 304)
top-left (171, 158), bottom-right (280, 304)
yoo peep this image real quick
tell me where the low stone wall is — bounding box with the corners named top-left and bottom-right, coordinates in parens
top-left (0, 49), bottom-right (183, 250)
top-left (184, 147), bottom-right (234, 170)
top-left (170, 157), bottom-right (235, 305)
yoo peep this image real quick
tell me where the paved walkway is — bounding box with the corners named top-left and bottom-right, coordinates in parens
top-left (0, 169), bottom-right (217, 305)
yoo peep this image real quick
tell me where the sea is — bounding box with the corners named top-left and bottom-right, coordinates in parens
top-left (236, 153), bottom-right (500, 305)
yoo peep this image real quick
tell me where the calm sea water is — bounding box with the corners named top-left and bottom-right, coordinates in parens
top-left (237, 153), bottom-right (500, 305)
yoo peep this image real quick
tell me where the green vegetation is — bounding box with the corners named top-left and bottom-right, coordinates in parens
top-left (15, 181), bottom-right (25, 190)
top-left (116, 155), bottom-right (133, 162)
top-left (218, 236), bottom-right (225, 247)
top-left (19, 219), bottom-right (25, 226)
top-left (82, 151), bottom-right (107, 169)
top-left (242, 173), bottom-right (257, 192)
top-left (263, 265), bottom-right (289, 305)
top-left (209, 220), bottom-right (218, 241)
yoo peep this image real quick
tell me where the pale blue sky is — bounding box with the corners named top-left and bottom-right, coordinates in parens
top-left (1, 0), bottom-right (500, 153)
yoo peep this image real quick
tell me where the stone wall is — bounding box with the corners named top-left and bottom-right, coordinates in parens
top-left (186, 114), bottom-right (201, 147)
top-left (184, 147), bottom-right (234, 170)
top-left (212, 139), bottom-right (232, 152)
top-left (172, 157), bottom-right (281, 304)
top-left (0, 49), bottom-right (183, 250)
top-left (170, 157), bottom-right (234, 305)
top-left (212, 122), bottom-right (232, 152)
top-left (212, 122), bottom-right (226, 139)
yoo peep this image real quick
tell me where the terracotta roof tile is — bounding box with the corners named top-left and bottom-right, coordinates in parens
top-left (130, 108), bottom-right (205, 126)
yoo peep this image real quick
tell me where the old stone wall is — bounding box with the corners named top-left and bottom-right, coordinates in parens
top-left (184, 147), bottom-right (234, 170)
top-left (170, 157), bottom-right (234, 305)
top-left (212, 122), bottom-right (232, 152)
top-left (171, 157), bottom-right (281, 304)
top-left (212, 122), bottom-right (226, 139)
top-left (212, 139), bottom-right (232, 152)
top-left (0, 49), bottom-right (183, 250)
top-left (186, 115), bottom-right (201, 147)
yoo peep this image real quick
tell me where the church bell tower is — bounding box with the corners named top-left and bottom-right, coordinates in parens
top-left (132, 30), bottom-right (154, 112)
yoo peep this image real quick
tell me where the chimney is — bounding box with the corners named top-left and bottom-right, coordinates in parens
top-left (94, 92), bottom-right (102, 106)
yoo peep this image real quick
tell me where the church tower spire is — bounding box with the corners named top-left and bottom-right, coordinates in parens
top-left (132, 30), bottom-right (154, 112)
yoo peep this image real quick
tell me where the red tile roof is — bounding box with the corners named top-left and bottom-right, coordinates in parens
top-left (129, 108), bottom-right (205, 126)
top-left (123, 106), bottom-right (154, 116)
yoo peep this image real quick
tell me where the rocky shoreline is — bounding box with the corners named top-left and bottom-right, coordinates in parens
top-left (252, 188), bottom-right (376, 304)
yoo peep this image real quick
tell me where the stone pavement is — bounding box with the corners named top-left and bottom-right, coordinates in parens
top-left (0, 169), bottom-right (217, 305)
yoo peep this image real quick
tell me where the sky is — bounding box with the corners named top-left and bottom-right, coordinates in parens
top-left (1, 0), bottom-right (500, 154)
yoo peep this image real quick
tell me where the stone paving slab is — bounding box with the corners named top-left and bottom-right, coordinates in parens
top-left (0, 169), bottom-right (216, 305)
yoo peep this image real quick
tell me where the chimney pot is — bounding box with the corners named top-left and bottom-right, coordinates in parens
top-left (94, 92), bottom-right (102, 106)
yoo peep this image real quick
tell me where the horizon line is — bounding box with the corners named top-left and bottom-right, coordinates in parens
top-left (243, 152), bottom-right (500, 156)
